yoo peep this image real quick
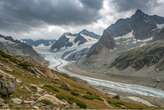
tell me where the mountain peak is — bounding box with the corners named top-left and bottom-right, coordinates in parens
top-left (133, 9), bottom-right (145, 17)
top-left (79, 29), bottom-right (90, 34)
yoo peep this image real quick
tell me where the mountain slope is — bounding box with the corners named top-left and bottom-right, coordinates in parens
top-left (0, 50), bottom-right (147, 109)
top-left (0, 34), bottom-right (45, 64)
top-left (110, 41), bottom-right (164, 71)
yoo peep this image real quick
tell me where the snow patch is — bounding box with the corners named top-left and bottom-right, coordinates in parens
top-left (114, 31), bottom-right (134, 40)
top-left (80, 33), bottom-right (97, 42)
top-left (157, 24), bottom-right (164, 29)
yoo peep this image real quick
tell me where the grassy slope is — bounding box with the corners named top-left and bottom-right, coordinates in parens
top-left (0, 50), bottom-right (154, 109)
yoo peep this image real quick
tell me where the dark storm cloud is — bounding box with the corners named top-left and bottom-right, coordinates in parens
top-left (111, 0), bottom-right (159, 12)
top-left (0, 0), bottom-right (103, 32)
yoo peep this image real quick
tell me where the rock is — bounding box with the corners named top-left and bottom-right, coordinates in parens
top-left (37, 94), bottom-right (66, 107)
top-left (0, 98), bottom-right (4, 105)
top-left (16, 79), bottom-right (22, 84)
top-left (0, 73), bottom-right (16, 96)
top-left (128, 96), bottom-right (155, 107)
top-left (11, 98), bottom-right (23, 105)
top-left (30, 84), bottom-right (43, 93)
top-left (24, 100), bottom-right (35, 105)
top-left (33, 106), bottom-right (40, 110)
top-left (0, 63), bottom-right (4, 67)
top-left (112, 94), bottom-right (120, 100)
top-left (5, 66), bottom-right (13, 72)
top-left (2, 104), bottom-right (9, 109)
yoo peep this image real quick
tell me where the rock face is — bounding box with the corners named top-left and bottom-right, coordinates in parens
top-left (0, 34), bottom-right (46, 64)
top-left (0, 74), bottom-right (16, 96)
top-left (154, 28), bottom-right (164, 41)
top-left (50, 29), bottom-right (100, 51)
top-left (107, 9), bottom-right (164, 40)
top-left (110, 41), bottom-right (164, 71)
top-left (87, 29), bottom-right (115, 57)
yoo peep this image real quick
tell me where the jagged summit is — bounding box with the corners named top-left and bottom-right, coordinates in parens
top-left (134, 9), bottom-right (145, 15)
top-left (50, 29), bottom-right (99, 51)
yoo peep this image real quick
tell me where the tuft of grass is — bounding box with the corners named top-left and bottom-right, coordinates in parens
top-left (43, 84), bottom-right (59, 93)
top-left (82, 94), bottom-right (102, 100)
top-left (70, 91), bottom-right (80, 96)
top-left (56, 92), bottom-right (87, 108)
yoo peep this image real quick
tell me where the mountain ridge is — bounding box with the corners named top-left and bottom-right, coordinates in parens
top-left (50, 29), bottom-right (100, 51)
top-left (0, 34), bottom-right (46, 64)
top-left (82, 10), bottom-right (164, 65)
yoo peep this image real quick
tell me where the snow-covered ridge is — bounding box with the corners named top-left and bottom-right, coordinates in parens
top-left (49, 29), bottom-right (99, 62)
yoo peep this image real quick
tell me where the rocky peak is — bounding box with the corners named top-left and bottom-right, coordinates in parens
top-left (131, 9), bottom-right (149, 21)
top-left (63, 32), bottom-right (74, 36)
top-left (80, 29), bottom-right (88, 34)
top-left (133, 9), bottom-right (145, 17)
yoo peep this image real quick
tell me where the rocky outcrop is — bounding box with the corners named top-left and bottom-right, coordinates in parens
top-left (87, 29), bottom-right (115, 57)
top-left (0, 73), bottom-right (16, 96)
top-left (154, 28), bottom-right (164, 41)
top-left (36, 94), bottom-right (67, 109)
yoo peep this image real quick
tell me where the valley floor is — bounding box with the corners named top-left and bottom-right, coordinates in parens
top-left (35, 47), bottom-right (164, 108)
top-left (64, 63), bottom-right (164, 107)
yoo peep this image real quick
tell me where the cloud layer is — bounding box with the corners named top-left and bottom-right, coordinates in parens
top-left (0, 0), bottom-right (163, 39)
top-left (111, 0), bottom-right (159, 12)
top-left (0, 0), bottom-right (103, 32)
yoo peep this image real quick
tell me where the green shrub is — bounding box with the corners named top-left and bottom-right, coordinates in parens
top-left (83, 94), bottom-right (101, 100)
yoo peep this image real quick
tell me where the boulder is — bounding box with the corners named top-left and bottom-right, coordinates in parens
top-left (0, 73), bottom-right (16, 96)
top-left (36, 94), bottom-right (66, 107)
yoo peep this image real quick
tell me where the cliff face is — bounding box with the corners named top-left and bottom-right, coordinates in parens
top-left (87, 29), bottom-right (115, 57)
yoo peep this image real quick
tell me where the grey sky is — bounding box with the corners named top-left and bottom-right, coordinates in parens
top-left (0, 0), bottom-right (163, 39)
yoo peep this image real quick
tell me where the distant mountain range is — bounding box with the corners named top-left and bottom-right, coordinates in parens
top-left (0, 34), bottom-right (46, 64)
top-left (22, 39), bottom-right (56, 47)
top-left (50, 29), bottom-right (100, 51)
